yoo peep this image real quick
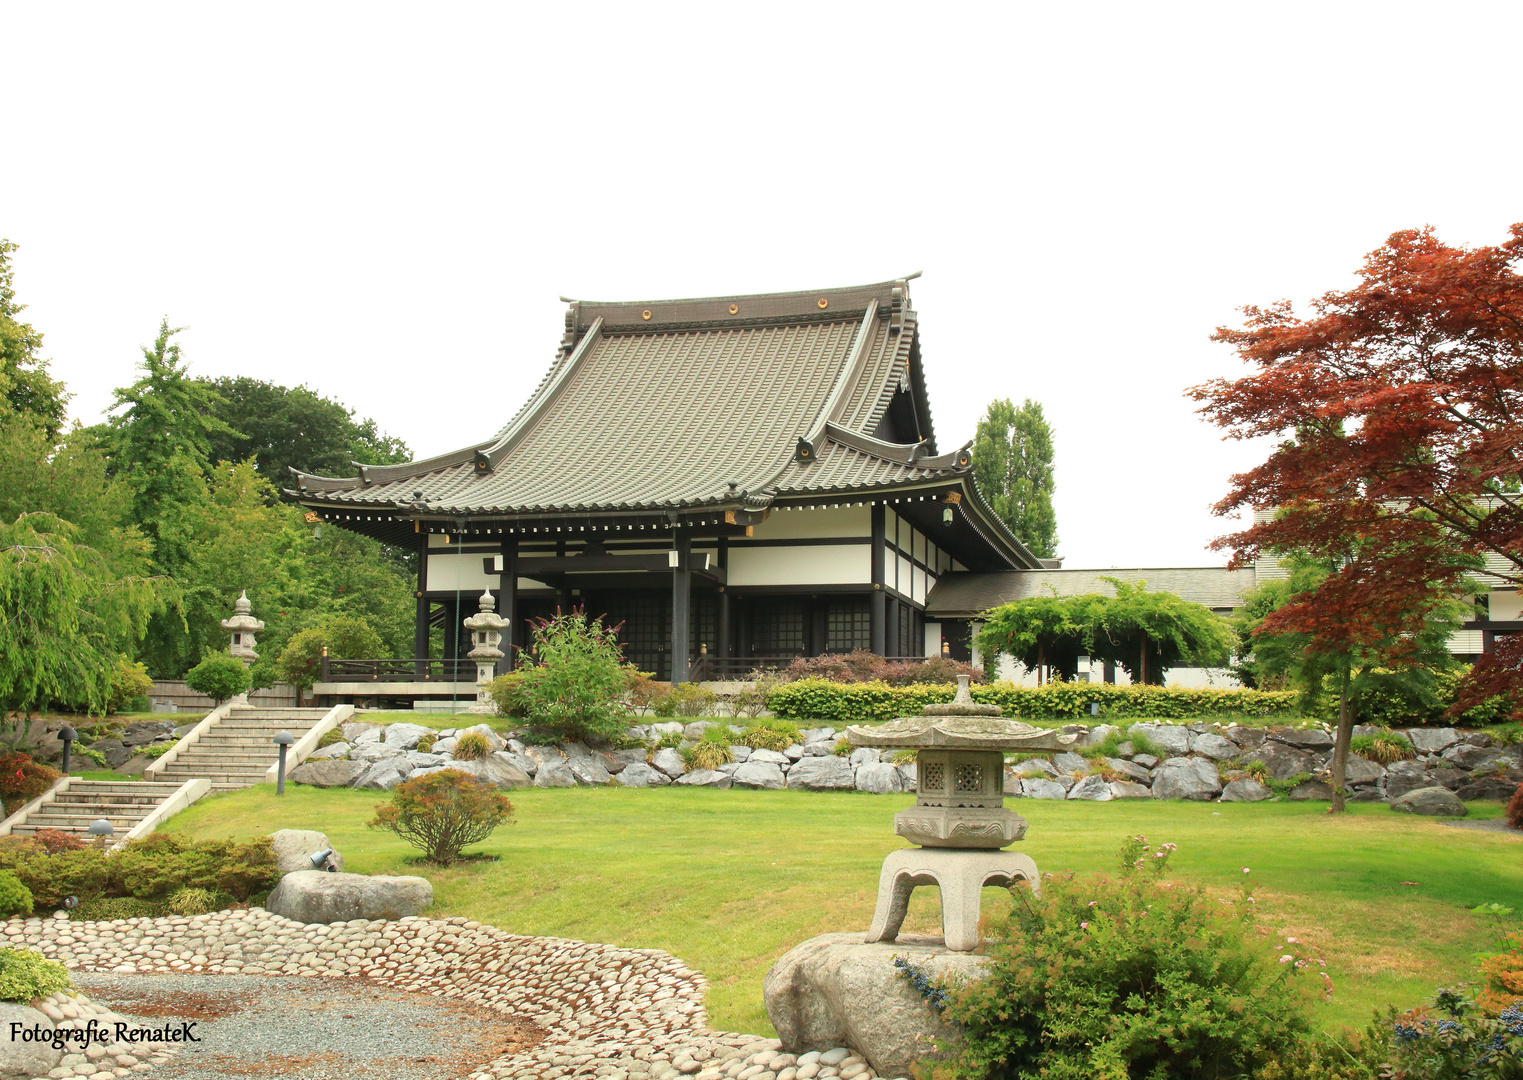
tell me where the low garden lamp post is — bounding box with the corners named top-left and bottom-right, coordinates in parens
top-left (88, 819), bottom-right (113, 852)
top-left (273, 731), bottom-right (294, 795)
top-left (58, 726), bottom-right (76, 776)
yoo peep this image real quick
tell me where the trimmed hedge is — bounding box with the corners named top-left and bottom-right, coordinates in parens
top-left (765, 678), bottom-right (1299, 725)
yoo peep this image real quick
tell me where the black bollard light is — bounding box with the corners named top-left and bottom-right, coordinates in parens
top-left (58, 726), bottom-right (76, 776)
top-left (273, 731), bottom-right (294, 795)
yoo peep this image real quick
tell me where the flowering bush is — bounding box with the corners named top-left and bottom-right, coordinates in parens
top-left (0, 754), bottom-right (59, 816)
top-left (508, 610), bottom-right (629, 742)
top-left (1387, 987), bottom-right (1523, 1079)
top-left (926, 837), bottom-right (1324, 1080)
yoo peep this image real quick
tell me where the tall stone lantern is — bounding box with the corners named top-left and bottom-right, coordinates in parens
top-left (462, 590), bottom-right (507, 715)
top-left (220, 591), bottom-right (264, 707)
top-left (846, 675), bottom-right (1075, 952)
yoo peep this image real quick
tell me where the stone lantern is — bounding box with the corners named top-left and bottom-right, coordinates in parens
top-left (462, 590), bottom-right (507, 715)
top-left (846, 675), bottom-right (1075, 952)
top-left (220, 591), bottom-right (264, 707)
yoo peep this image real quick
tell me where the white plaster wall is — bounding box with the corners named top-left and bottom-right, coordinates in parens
top-left (896, 554), bottom-right (913, 595)
top-left (1490, 590), bottom-right (1521, 621)
top-left (991, 656), bottom-right (1243, 688)
top-left (427, 552), bottom-right (498, 593)
top-left (924, 621), bottom-right (942, 658)
top-left (726, 544), bottom-right (871, 586)
top-left (752, 505), bottom-right (871, 540)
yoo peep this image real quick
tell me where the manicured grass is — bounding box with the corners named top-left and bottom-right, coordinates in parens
top-left (159, 785), bottom-right (1523, 1038)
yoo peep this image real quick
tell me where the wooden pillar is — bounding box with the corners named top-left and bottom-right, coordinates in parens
top-left (810, 599), bottom-right (827, 657)
top-left (717, 588), bottom-right (731, 664)
top-left (885, 596), bottom-right (900, 658)
top-left (671, 531), bottom-right (692, 684)
top-left (870, 503), bottom-right (886, 656)
top-left (414, 533), bottom-right (429, 677)
top-left (497, 537), bottom-right (517, 675)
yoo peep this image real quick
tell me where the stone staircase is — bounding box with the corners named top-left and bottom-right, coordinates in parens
top-left (0, 778), bottom-right (211, 851)
top-left (151, 707), bottom-right (335, 792)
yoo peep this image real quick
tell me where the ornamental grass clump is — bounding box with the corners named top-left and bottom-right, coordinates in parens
top-left (928, 837), bottom-right (1325, 1080)
top-left (368, 768), bottom-right (513, 866)
top-left (739, 721), bottom-right (801, 753)
top-left (451, 731), bottom-right (491, 760)
top-left (1350, 731), bottom-right (1415, 764)
top-left (682, 741), bottom-right (733, 772)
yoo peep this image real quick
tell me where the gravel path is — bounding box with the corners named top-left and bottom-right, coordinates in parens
top-left (69, 972), bottom-right (537, 1080)
top-left (1442, 817), bottom-right (1523, 834)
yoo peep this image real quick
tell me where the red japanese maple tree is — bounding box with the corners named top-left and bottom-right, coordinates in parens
top-left (1192, 224), bottom-right (1523, 779)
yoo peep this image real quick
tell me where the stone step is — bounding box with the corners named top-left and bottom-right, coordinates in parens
top-left (61, 782), bottom-right (186, 793)
top-left (20, 812), bottom-right (149, 827)
top-left (162, 753), bottom-right (278, 765)
top-left (52, 794), bottom-right (168, 808)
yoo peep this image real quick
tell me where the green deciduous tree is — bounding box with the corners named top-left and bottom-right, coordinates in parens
top-left (0, 513), bottom-right (171, 720)
top-left (0, 241), bottom-right (69, 441)
top-left (973, 397), bottom-right (1058, 558)
top-left (182, 654), bottom-right (251, 705)
top-left (198, 376), bottom-right (410, 487)
top-left (274, 616), bottom-right (384, 692)
top-left (976, 580), bottom-right (1236, 686)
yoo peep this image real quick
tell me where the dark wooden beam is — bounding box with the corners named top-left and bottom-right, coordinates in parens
top-left (498, 538), bottom-right (517, 674)
top-left (414, 533), bottom-right (430, 678)
top-left (870, 502), bottom-right (886, 655)
top-left (672, 533), bottom-right (692, 684)
top-left (515, 553), bottom-right (725, 584)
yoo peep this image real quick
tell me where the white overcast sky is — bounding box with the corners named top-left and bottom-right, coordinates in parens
top-left (5, 3), bottom-right (1520, 568)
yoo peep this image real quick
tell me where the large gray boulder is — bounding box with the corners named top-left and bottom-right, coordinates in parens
top-left (1109, 781), bottom-right (1154, 799)
top-left (565, 755), bottom-right (612, 786)
top-left (855, 762), bottom-right (903, 794)
top-left (342, 721), bottom-right (382, 742)
top-left (0, 1003), bottom-right (61, 1079)
top-left (1384, 760), bottom-right (1433, 800)
top-left (1224, 724), bottom-right (1265, 749)
top-left (785, 757), bottom-right (856, 791)
top-left (1078, 723), bottom-right (1121, 748)
top-left (1407, 727), bottom-right (1461, 754)
top-left (1128, 723), bottom-right (1190, 756)
top-left (1288, 780), bottom-right (1335, 800)
top-left (1457, 776), bottom-right (1520, 801)
top-left (288, 758), bottom-right (366, 788)
top-left (1243, 743), bottom-right (1318, 781)
top-left (1220, 778), bottom-right (1274, 802)
top-left (1067, 774), bottom-right (1113, 801)
top-left (266, 870), bottom-right (432, 923)
top-left (731, 762), bottom-right (786, 790)
top-left (496, 750), bottom-right (539, 777)
top-left (354, 757), bottom-right (414, 791)
top-left (269, 829), bottom-right (346, 874)
top-left (1105, 757), bottom-right (1152, 784)
top-left (765, 933), bottom-right (986, 1077)
top-left (848, 747), bottom-right (881, 767)
top-left (1189, 733), bottom-right (1240, 761)
top-left (532, 759), bottom-right (577, 788)
top-left (305, 741), bottom-right (351, 761)
top-left (349, 740), bottom-right (408, 764)
top-left (651, 748), bottom-right (687, 779)
top-left (1011, 758), bottom-right (1059, 778)
top-left (1151, 757), bottom-right (1222, 801)
top-left (1445, 745), bottom-right (1511, 772)
top-left (602, 748), bottom-right (648, 774)
top-left (1275, 728), bottom-right (1334, 750)
top-left (449, 756), bottom-right (532, 789)
top-left (675, 769), bottom-right (732, 789)
top-left (1340, 758), bottom-right (1387, 786)
top-left (748, 748), bottom-right (790, 766)
top-left (1053, 752), bottom-right (1090, 775)
top-left (1021, 778), bottom-right (1068, 800)
top-left (1391, 786), bottom-right (1467, 816)
top-left (382, 723), bottom-right (435, 750)
top-left (615, 762), bottom-right (669, 788)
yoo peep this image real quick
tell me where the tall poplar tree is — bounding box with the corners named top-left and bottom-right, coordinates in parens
top-left (973, 398), bottom-right (1058, 558)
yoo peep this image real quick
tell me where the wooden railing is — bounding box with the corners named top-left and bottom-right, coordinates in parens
top-left (688, 655), bottom-right (935, 680)
top-left (319, 657), bottom-right (477, 682)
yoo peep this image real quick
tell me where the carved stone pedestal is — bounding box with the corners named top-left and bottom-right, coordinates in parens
top-left (865, 847), bottom-right (1039, 952)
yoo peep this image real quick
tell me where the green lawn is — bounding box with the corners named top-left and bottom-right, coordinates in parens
top-left (157, 785), bottom-right (1523, 1038)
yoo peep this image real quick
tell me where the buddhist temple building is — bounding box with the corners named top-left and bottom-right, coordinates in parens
top-left (288, 278), bottom-right (1049, 688)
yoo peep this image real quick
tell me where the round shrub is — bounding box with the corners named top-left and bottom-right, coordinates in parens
top-left (414, 732), bottom-right (437, 754)
top-left (0, 755), bottom-right (61, 816)
top-left (106, 656), bottom-right (154, 714)
top-left (932, 837), bottom-right (1323, 1079)
top-left (69, 896), bottom-right (165, 922)
top-left (0, 948), bottom-right (69, 1003)
top-left (368, 768), bottom-right (513, 865)
top-left (274, 616), bottom-right (384, 692)
top-left (451, 731), bottom-right (490, 761)
top-left (509, 610), bottom-right (630, 742)
top-left (183, 653), bottom-right (251, 704)
top-left (0, 871), bottom-right (33, 918)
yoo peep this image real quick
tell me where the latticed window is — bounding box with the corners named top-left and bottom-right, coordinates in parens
top-left (922, 762), bottom-right (945, 791)
top-left (954, 763), bottom-right (983, 793)
top-left (603, 594), bottom-right (671, 680)
top-left (826, 600), bottom-right (871, 652)
top-left (752, 599), bottom-right (806, 656)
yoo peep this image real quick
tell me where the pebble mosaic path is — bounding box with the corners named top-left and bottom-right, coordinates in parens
top-left (7, 911), bottom-right (906, 1080)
